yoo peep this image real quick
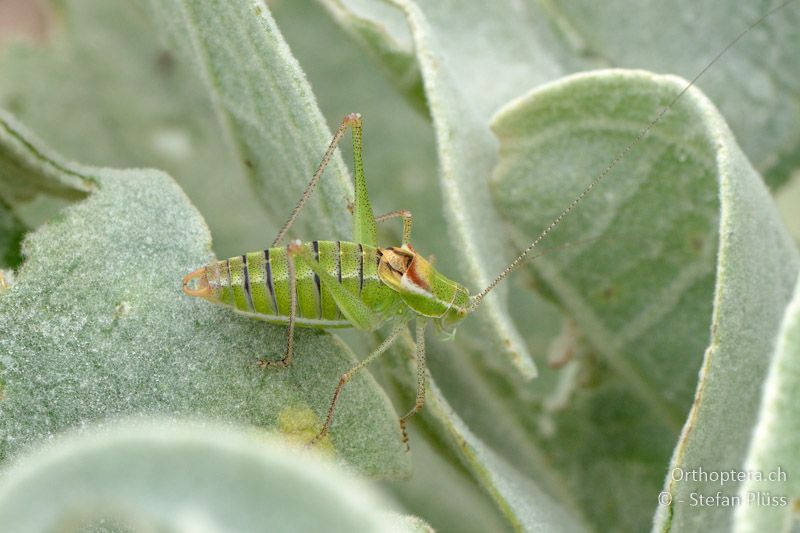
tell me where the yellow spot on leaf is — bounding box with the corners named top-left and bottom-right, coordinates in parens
top-left (278, 406), bottom-right (334, 455)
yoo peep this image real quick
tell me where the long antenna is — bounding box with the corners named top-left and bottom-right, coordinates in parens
top-left (469, 0), bottom-right (794, 311)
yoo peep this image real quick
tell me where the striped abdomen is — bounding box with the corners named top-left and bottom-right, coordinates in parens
top-left (192, 241), bottom-right (399, 328)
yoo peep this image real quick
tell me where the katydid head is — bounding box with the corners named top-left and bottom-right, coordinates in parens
top-left (378, 244), bottom-right (470, 329)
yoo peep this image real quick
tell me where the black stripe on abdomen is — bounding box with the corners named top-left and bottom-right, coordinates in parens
top-left (264, 249), bottom-right (278, 315)
top-left (312, 240), bottom-right (322, 319)
top-left (242, 254), bottom-right (255, 311)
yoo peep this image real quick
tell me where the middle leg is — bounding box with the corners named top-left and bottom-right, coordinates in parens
top-left (399, 318), bottom-right (428, 450)
top-left (308, 320), bottom-right (407, 446)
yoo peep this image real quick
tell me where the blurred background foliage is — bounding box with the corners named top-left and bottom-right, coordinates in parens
top-left (0, 1), bottom-right (798, 532)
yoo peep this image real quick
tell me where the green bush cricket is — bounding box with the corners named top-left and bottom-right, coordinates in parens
top-left (182, 1), bottom-right (794, 448)
top-left (184, 113), bottom-right (470, 446)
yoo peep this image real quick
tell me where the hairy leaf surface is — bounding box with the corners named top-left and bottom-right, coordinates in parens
top-left (492, 71), bottom-right (799, 531)
top-left (733, 274), bottom-right (800, 532)
top-left (0, 421), bottom-right (421, 531)
top-left (0, 113), bottom-right (408, 477)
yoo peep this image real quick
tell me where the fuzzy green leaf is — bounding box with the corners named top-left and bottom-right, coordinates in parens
top-left (0, 420), bottom-right (422, 532)
top-left (272, 0), bottom-right (456, 293)
top-left (545, 0), bottom-right (800, 188)
top-left (327, 0), bottom-right (800, 188)
top-left (0, 114), bottom-right (93, 202)
top-left (146, 0), bottom-right (353, 243)
top-left (2, 2), bottom-right (798, 531)
top-left (491, 71), bottom-right (799, 531)
top-left (383, 0), bottom-right (572, 379)
top-left (0, 112), bottom-right (408, 477)
top-left (732, 273), bottom-right (800, 532)
top-left (424, 373), bottom-right (587, 533)
top-left (275, 4), bottom-right (576, 528)
top-left (311, 2), bottom-right (800, 528)
top-left (0, 0), bottom-right (272, 257)
top-left (316, 0), bottom-right (425, 112)
top-left (382, 420), bottom-right (513, 532)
